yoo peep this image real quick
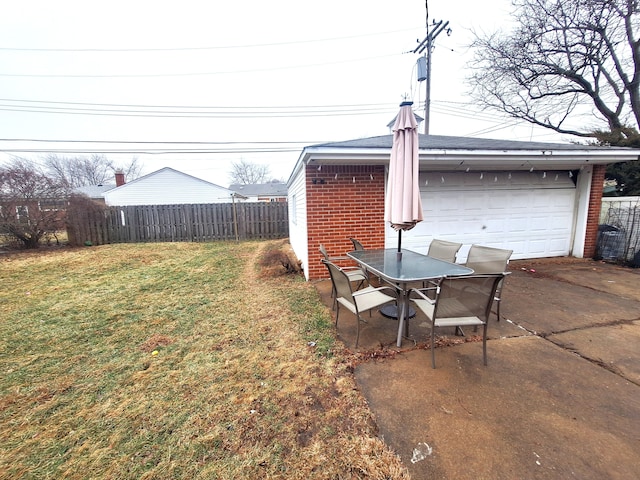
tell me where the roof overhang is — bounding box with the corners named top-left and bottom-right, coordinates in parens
top-left (300, 146), bottom-right (640, 172)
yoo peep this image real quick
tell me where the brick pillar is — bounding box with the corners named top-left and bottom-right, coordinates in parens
top-left (306, 164), bottom-right (386, 280)
top-left (584, 165), bottom-right (606, 258)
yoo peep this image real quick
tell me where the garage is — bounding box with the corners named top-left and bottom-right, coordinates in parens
top-left (288, 133), bottom-right (639, 280)
top-left (385, 170), bottom-right (577, 261)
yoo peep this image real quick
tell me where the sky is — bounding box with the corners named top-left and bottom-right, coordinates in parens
top-left (0, 0), bottom-right (581, 187)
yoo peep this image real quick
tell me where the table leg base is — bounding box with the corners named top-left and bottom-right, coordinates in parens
top-left (380, 304), bottom-right (416, 319)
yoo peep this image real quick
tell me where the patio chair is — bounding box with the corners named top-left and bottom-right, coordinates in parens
top-left (322, 259), bottom-right (397, 348)
top-left (463, 245), bottom-right (513, 322)
top-left (423, 239), bottom-right (464, 290)
top-left (427, 239), bottom-right (463, 263)
top-left (349, 237), bottom-right (365, 251)
top-left (319, 244), bottom-right (368, 309)
top-left (410, 273), bottom-right (505, 368)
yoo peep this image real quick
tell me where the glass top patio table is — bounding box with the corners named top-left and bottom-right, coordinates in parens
top-left (347, 248), bottom-right (474, 347)
top-left (347, 248), bottom-right (473, 283)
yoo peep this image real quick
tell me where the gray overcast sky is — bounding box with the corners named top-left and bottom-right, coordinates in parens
top-left (0, 0), bottom-right (579, 186)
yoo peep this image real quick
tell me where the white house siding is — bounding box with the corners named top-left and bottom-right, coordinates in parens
top-left (386, 171), bottom-right (577, 261)
top-left (287, 168), bottom-right (309, 279)
top-left (104, 168), bottom-right (234, 206)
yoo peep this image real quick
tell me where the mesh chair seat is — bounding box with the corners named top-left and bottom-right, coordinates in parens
top-left (411, 274), bottom-right (505, 368)
top-left (463, 245), bottom-right (513, 321)
top-left (427, 239), bottom-right (463, 263)
top-left (323, 259), bottom-right (396, 348)
top-left (319, 244), bottom-right (369, 309)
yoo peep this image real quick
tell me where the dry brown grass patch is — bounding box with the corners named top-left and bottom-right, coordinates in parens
top-left (0, 240), bottom-right (409, 479)
top-left (139, 334), bottom-right (175, 352)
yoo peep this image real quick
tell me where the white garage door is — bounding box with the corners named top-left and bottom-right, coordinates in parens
top-left (386, 171), bottom-right (577, 261)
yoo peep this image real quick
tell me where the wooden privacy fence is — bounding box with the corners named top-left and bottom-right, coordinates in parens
top-left (67, 201), bottom-right (289, 245)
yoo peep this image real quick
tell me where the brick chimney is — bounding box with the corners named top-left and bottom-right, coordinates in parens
top-left (115, 170), bottom-right (125, 186)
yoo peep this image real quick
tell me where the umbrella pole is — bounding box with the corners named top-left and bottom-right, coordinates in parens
top-left (397, 230), bottom-right (402, 260)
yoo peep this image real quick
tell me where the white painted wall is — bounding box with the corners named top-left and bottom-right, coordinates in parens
top-left (287, 168), bottom-right (309, 279)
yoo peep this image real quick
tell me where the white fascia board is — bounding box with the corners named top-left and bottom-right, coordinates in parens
top-left (300, 146), bottom-right (640, 171)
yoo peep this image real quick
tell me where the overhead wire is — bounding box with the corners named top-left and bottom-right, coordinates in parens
top-left (0, 27), bottom-right (422, 52)
top-left (0, 18), bottom-right (563, 153)
top-left (0, 99), bottom-right (399, 118)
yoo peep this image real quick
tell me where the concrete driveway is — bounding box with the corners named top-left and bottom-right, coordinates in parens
top-left (314, 257), bottom-right (640, 479)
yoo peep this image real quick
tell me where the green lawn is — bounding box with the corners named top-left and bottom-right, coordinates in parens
top-left (0, 241), bottom-right (408, 479)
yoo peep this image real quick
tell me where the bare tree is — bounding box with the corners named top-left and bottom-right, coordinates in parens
top-left (468, 0), bottom-right (640, 143)
top-left (229, 159), bottom-right (271, 185)
top-left (0, 158), bottom-right (67, 249)
top-left (43, 154), bottom-right (143, 190)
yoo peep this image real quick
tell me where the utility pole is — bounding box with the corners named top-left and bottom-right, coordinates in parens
top-left (414, 19), bottom-right (451, 135)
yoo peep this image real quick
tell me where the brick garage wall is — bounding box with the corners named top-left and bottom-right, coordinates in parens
top-left (306, 164), bottom-right (386, 280)
top-left (584, 164), bottom-right (606, 258)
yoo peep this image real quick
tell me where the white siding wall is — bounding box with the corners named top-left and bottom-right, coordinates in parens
top-left (287, 168), bottom-right (309, 279)
top-left (104, 169), bottom-right (233, 206)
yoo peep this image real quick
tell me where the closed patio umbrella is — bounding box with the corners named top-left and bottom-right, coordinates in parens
top-left (385, 101), bottom-right (423, 259)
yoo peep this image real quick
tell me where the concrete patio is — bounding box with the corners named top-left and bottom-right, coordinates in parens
top-left (314, 257), bottom-right (640, 479)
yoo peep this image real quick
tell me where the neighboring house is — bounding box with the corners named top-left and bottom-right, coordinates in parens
top-left (73, 171), bottom-right (125, 203)
top-left (287, 134), bottom-right (640, 280)
top-left (74, 184), bottom-right (116, 203)
top-left (103, 167), bottom-right (236, 206)
top-left (229, 183), bottom-right (288, 202)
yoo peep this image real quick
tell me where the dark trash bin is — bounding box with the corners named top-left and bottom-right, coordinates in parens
top-left (596, 224), bottom-right (626, 261)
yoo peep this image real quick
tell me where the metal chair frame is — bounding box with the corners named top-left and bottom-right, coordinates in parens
top-left (411, 273), bottom-right (505, 368)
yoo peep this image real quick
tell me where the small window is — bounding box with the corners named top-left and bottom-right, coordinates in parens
top-left (16, 205), bottom-right (29, 224)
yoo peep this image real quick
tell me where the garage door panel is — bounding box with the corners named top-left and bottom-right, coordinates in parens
top-left (485, 218), bottom-right (507, 233)
top-left (437, 221), bottom-right (462, 235)
top-left (549, 238), bottom-right (570, 253)
top-left (463, 194), bottom-right (486, 211)
top-left (506, 217), bottom-right (528, 233)
top-left (509, 193), bottom-right (532, 209)
top-left (527, 239), bottom-right (550, 255)
top-left (487, 191), bottom-right (510, 209)
top-left (550, 214), bottom-right (573, 230)
top-left (390, 171), bottom-right (577, 259)
top-left (529, 215), bottom-right (552, 231)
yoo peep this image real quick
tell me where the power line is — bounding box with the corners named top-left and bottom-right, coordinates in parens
top-left (0, 52), bottom-right (401, 78)
top-left (0, 98), bottom-right (397, 110)
top-left (0, 100), bottom-right (399, 119)
top-left (0, 139), bottom-right (317, 145)
top-left (0, 148), bottom-right (302, 155)
top-left (0, 27), bottom-right (421, 52)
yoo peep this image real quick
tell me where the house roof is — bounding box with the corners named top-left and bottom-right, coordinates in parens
top-left (310, 134), bottom-right (607, 151)
top-left (107, 167), bottom-right (231, 192)
top-left (74, 184), bottom-right (116, 199)
top-left (289, 133), bottom-right (640, 184)
top-left (229, 183), bottom-right (287, 197)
